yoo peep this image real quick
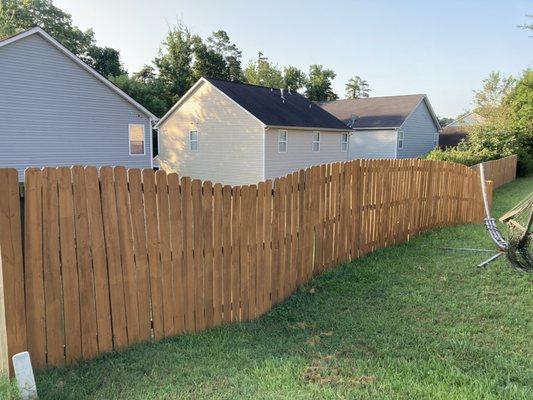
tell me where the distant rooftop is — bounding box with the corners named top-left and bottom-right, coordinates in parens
top-left (319, 94), bottom-right (428, 129)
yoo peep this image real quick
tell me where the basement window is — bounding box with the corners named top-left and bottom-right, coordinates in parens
top-left (341, 133), bottom-right (348, 152)
top-left (189, 130), bottom-right (199, 151)
top-left (278, 130), bottom-right (288, 153)
top-left (129, 124), bottom-right (145, 155)
top-left (313, 131), bottom-right (320, 152)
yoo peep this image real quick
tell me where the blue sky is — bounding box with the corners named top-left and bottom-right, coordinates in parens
top-left (55, 0), bottom-right (532, 117)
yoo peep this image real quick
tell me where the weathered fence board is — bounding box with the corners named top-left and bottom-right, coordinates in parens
top-left (0, 156), bottom-right (512, 375)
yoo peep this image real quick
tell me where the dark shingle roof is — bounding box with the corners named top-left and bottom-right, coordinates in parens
top-left (439, 125), bottom-right (468, 149)
top-left (205, 77), bottom-right (349, 130)
top-left (319, 94), bottom-right (426, 129)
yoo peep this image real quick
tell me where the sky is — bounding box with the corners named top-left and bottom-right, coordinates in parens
top-left (54, 0), bottom-right (532, 118)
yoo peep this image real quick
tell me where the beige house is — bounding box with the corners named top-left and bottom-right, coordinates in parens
top-left (155, 77), bottom-right (351, 186)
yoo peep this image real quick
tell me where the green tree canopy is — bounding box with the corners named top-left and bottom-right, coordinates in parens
top-left (86, 46), bottom-right (125, 77)
top-left (283, 66), bottom-right (306, 92)
top-left (428, 69), bottom-right (533, 175)
top-left (473, 71), bottom-right (516, 117)
top-left (154, 23), bottom-right (195, 108)
top-left (305, 64), bottom-right (338, 101)
top-left (345, 76), bottom-right (370, 99)
top-left (244, 52), bottom-right (284, 88)
top-left (192, 35), bottom-right (227, 81)
top-left (206, 30), bottom-right (244, 81)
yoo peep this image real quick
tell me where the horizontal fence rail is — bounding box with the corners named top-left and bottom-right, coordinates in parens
top-left (471, 155), bottom-right (517, 189)
top-left (0, 159), bottom-right (489, 374)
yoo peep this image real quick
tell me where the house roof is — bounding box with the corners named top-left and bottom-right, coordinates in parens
top-left (156, 77), bottom-right (349, 131)
top-left (439, 126), bottom-right (468, 149)
top-left (0, 27), bottom-right (156, 119)
top-left (206, 78), bottom-right (350, 130)
top-left (446, 112), bottom-right (485, 128)
top-left (319, 94), bottom-right (440, 130)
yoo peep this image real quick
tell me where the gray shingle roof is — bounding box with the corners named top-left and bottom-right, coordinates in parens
top-left (319, 94), bottom-right (426, 129)
top-left (205, 77), bottom-right (349, 130)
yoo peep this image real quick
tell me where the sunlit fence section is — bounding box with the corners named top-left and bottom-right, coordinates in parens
top-left (0, 158), bottom-right (490, 374)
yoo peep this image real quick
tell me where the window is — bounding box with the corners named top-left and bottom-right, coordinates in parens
top-left (397, 130), bottom-right (404, 149)
top-left (189, 130), bottom-right (199, 151)
top-left (312, 131), bottom-right (320, 152)
top-left (341, 133), bottom-right (348, 152)
top-left (433, 132), bottom-right (439, 147)
top-left (278, 130), bottom-right (287, 153)
top-left (129, 124), bottom-right (145, 155)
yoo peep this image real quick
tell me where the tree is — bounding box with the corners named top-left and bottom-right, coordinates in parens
top-left (428, 69), bottom-right (533, 176)
top-left (305, 64), bottom-right (338, 101)
top-left (191, 35), bottom-right (228, 81)
top-left (206, 30), bottom-right (244, 81)
top-left (283, 66), bottom-right (306, 92)
top-left (86, 45), bottom-right (125, 77)
top-left (438, 116), bottom-right (454, 127)
top-left (154, 23), bottom-right (195, 108)
top-left (244, 52), bottom-right (284, 88)
top-left (473, 71), bottom-right (516, 117)
top-left (345, 76), bottom-right (370, 99)
top-left (133, 65), bottom-right (157, 83)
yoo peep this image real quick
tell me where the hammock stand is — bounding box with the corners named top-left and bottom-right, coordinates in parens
top-left (476, 164), bottom-right (508, 268)
top-left (442, 164), bottom-right (532, 270)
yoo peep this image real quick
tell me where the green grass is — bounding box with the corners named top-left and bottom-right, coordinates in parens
top-left (2, 177), bottom-right (532, 399)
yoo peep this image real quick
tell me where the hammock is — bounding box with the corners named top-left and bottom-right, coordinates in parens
top-left (479, 164), bottom-right (532, 271)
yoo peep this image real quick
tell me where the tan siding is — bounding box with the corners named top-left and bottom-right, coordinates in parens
top-left (158, 82), bottom-right (264, 186)
top-left (264, 128), bottom-right (349, 179)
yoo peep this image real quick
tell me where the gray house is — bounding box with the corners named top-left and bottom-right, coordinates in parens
top-left (0, 27), bottom-right (156, 180)
top-left (320, 95), bottom-right (441, 159)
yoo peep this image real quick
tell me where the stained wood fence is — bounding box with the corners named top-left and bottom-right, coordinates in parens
top-left (471, 155), bottom-right (517, 189)
top-left (0, 159), bottom-right (489, 375)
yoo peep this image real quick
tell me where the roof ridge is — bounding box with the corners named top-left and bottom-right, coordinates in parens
top-left (204, 76), bottom-right (294, 93)
top-left (324, 94), bottom-right (426, 104)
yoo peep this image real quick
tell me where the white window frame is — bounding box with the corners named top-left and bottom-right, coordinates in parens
top-left (341, 133), bottom-right (348, 152)
top-left (312, 131), bottom-right (320, 152)
top-left (433, 132), bottom-right (439, 147)
top-left (397, 129), bottom-right (404, 149)
top-left (129, 124), bottom-right (145, 156)
top-left (189, 130), bottom-right (199, 152)
top-left (278, 130), bottom-right (288, 153)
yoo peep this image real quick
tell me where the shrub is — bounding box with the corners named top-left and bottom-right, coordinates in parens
top-left (429, 69), bottom-right (533, 176)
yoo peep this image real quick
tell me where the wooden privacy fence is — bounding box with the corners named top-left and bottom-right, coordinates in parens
top-left (0, 159), bottom-right (489, 374)
top-left (471, 155), bottom-right (517, 189)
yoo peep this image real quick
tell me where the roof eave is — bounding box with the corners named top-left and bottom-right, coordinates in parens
top-left (266, 125), bottom-right (352, 132)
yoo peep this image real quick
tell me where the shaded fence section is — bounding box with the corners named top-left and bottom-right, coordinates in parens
top-left (0, 159), bottom-right (488, 374)
top-left (471, 155), bottom-right (517, 189)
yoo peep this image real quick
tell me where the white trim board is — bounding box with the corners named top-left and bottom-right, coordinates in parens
top-left (0, 27), bottom-right (156, 119)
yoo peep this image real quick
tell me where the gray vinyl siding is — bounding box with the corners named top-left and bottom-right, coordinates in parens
top-left (0, 34), bottom-right (152, 180)
top-left (264, 128), bottom-right (349, 180)
top-left (396, 100), bottom-right (439, 159)
top-left (349, 129), bottom-right (397, 159)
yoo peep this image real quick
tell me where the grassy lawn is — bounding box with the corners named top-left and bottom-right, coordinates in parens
top-left (2, 177), bottom-right (532, 399)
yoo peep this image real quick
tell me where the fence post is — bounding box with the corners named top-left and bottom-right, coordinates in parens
top-left (0, 169), bottom-right (27, 377)
top-left (486, 180), bottom-right (494, 215)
